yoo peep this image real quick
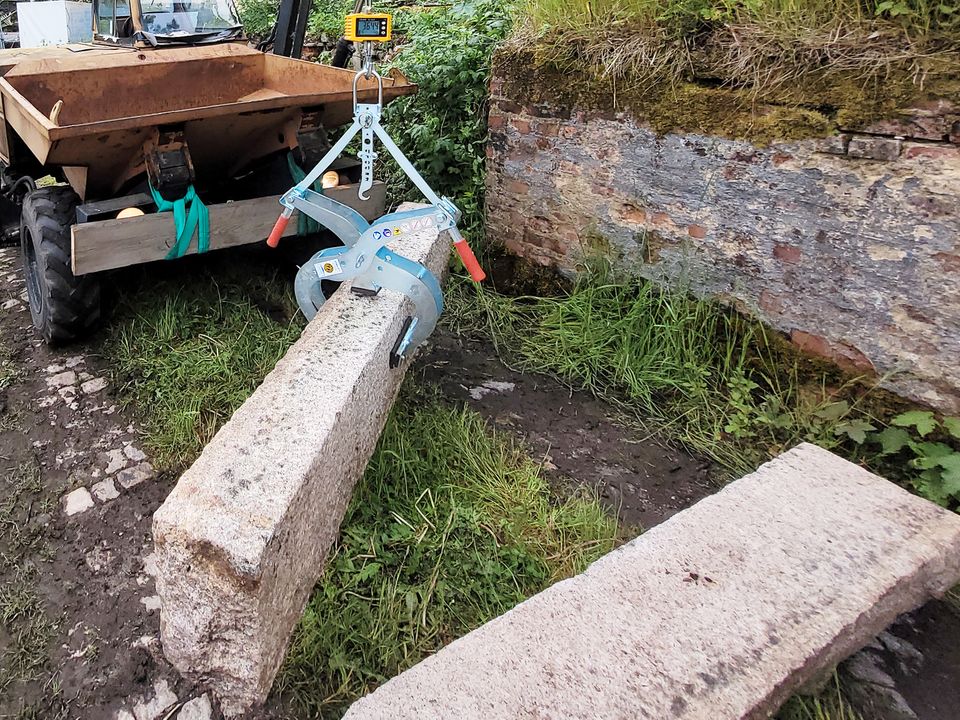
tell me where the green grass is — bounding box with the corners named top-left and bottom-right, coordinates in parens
top-left (523, 0), bottom-right (955, 35)
top-left (0, 463), bottom-right (49, 572)
top-left (105, 262), bottom-right (303, 470)
top-left (776, 675), bottom-right (863, 720)
top-left (0, 566), bottom-right (58, 698)
top-left (278, 391), bottom-right (617, 717)
top-left (446, 270), bottom-right (867, 476)
top-left (101, 260), bottom-right (617, 719)
top-left (513, 0), bottom-right (959, 99)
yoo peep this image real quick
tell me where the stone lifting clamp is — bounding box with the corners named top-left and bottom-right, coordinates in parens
top-left (266, 17), bottom-right (485, 366)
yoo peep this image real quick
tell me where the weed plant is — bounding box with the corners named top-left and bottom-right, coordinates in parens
top-left (278, 392), bottom-right (616, 716)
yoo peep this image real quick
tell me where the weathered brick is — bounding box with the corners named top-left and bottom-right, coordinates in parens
top-left (933, 252), bottom-right (960, 273)
top-left (773, 244), bottom-right (801, 263)
top-left (790, 330), bottom-right (832, 358)
top-left (536, 122), bottom-right (560, 138)
top-left (815, 134), bottom-right (850, 155)
top-left (510, 118), bottom-right (531, 134)
top-left (487, 114), bottom-right (506, 130)
top-left (494, 98), bottom-right (522, 114)
top-left (847, 136), bottom-right (903, 161)
top-left (527, 103), bottom-right (572, 120)
top-left (759, 289), bottom-right (784, 315)
top-left (902, 143), bottom-right (960, 161)
top-left (619, 205), bottom-right (646, 225)
top-left (687, 224), bottom-right (707, 239)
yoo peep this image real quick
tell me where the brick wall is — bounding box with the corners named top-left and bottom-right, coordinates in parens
top-left (486, 76), bottom-right (960, 412)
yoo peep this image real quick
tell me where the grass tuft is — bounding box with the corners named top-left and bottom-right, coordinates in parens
top-left (104, 263), bottom-right (302, 469)
top-left (446, 268), bottom-right (867, 476)
top-left (0, 566), bottom-right (58, 696)
top-left (511, 0), bottom-right (960, 103)
top-left (278, 391), bottom-right (617, 717)
top-left (776, 675), bottom-right (863, 720)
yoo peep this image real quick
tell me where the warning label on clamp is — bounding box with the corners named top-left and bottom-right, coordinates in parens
top-left (315, 259), bottom-right (344, 278)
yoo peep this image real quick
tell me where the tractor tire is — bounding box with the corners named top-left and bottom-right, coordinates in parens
top-left (19, 186), bottom-right (101, 345)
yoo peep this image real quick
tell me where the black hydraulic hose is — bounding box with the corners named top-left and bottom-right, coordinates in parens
top-left (5, 176), bottom-right (35, 199)
top-left (331, 37), bottom-right (354, 68)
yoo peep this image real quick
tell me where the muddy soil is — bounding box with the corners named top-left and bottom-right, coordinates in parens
top-left (0, 246), bottom-right (210, 719)
top-left (417, 332), bottom-right (716, 531)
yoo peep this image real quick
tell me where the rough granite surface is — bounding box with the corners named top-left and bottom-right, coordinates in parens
top-left (153, 206), bottom-right (449, 717)
top-left (344, 443), bottom-right (960, 720)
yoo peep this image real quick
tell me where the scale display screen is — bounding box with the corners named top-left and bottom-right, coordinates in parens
top-left (356, 17), bottom-right (386, 37)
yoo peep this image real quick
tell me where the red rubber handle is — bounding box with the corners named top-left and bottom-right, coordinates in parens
top-left (454, 239), bottom-right (486, 282)
top-left (266, 213), bottom-right (291, 248)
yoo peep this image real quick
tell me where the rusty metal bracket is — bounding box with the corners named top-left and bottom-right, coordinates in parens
top-left (144, 134), bottom-right (195, 202)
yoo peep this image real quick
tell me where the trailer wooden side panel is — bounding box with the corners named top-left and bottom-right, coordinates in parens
top-left (70, 182), bottom-right (388, 275)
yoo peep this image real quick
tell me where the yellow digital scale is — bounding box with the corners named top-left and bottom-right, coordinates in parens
top-left (344, 12), bottom-right (392, 42)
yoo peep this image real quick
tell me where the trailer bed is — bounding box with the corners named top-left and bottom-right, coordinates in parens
top-left (0, 43), bottom-right (416, 197)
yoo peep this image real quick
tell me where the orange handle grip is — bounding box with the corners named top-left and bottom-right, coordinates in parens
top-left (266, 213), bottom-right (291, 248)
top-left (454, 239), bottom-right (486, 282)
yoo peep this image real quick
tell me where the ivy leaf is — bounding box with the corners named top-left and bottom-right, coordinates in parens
top-left (891, 410), bottom-right (938, 437)
top-left (914, 443), bottom-right (956, 468)
top-left (833, 419), bottom-right (875, 444)
top-left (815, 401), bottom-right (850, 423)
top-left (942, 417), bottom-right (960, 440)
top-left (875, 426), bottom-right (912, 455)
top-left (936, 455), bottom-right (960, 496)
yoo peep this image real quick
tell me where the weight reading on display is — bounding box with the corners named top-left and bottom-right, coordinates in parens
top-left (357, 18), bottom-right (384, 36)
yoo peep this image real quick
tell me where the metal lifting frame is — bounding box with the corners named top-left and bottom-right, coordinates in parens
top-left (267, 65), bottom-right (485, 365)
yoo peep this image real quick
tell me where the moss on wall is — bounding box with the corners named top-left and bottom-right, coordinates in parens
top-left (494, 46), bottom-right (959, 145)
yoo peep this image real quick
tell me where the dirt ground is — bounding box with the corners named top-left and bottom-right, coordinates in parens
top-left (0, 244), bottom-right (958, 720)
top-left (416, 332), bottom-right (716, 532)
top-left (0, 246), bottom-right (205, 719)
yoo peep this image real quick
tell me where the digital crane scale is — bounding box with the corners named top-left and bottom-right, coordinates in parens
top-left (344, 13), bottom-right (392, 42)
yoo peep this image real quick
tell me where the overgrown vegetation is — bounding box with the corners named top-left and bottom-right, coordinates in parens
top-left (446, 268), bottom-right (960, 511)
top-left (447, 270), bottom-right (859, 475)
top-left (377, 0), bottom-right (512, 234)
top-left (859, 411), bottom-right (960, 508)
top-left (97, 4), bottom-right (958, 720)
top-left (279, 393), bottom-right (616, 716)
top-left (515, 0), bottom-right (959, 84)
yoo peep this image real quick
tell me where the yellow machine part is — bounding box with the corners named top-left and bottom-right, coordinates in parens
top-left (344, 13), bottom-right (392, 42)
